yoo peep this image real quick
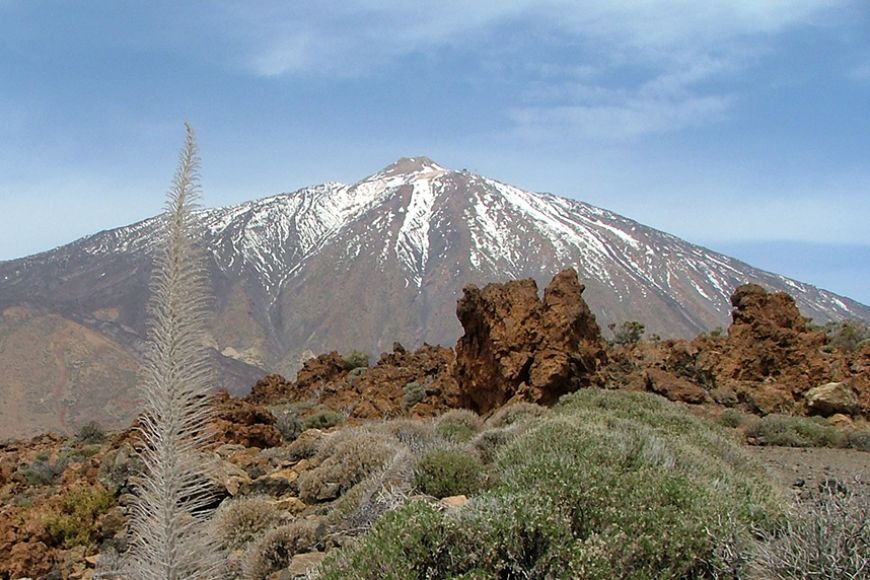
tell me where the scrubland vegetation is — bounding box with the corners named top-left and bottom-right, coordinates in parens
top-left (174, 388), bottom-right (870, 579)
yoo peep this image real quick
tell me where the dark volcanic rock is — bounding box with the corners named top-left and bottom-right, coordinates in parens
top-left (453, 268), bottom-right (607, 413)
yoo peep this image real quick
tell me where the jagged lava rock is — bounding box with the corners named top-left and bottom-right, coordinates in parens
top-left (453, 268), bottom-right (606, 413)
top-left (714, 284), bottom-right (832, 413)
top-left (246, 345), bottom-right (458, 419)
top-left (210, 391), bottom-right (282, 449)
top-left (248, 353), bottom-right (349, 405)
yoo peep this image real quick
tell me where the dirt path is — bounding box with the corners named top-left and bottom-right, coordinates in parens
top-left (747, 446), bottom-right (870, 502)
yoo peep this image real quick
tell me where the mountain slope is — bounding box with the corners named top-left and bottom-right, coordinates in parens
top-left (1, 156), bottom-right (867, 437)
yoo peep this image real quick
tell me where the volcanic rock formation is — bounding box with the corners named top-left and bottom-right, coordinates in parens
top-left (453, 268), bottom-right (607, 413)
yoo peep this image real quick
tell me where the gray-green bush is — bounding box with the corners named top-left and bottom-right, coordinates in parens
top-left (319, 390), bottom-right (783, 579)
top-left (303, 406), bottom-right (343, 430)
top-left (212, 496), bottom-right (287, 551)
top-left (747, 413), bottom-right (844, 448)
top-left (402, 381), bottom-right (425, 409)
top-left (242, 520), bottom-right (320, 579)
top-left (413, 448), bottom-right (483, 498)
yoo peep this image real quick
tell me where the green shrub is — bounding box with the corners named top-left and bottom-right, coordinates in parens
top-left (823, 319), bottom-right (870, 353)
top-left (318, 500), bottom-right (459, 579)
top-left (212, 496), bottom-right (287, 551)
top-left (284, 428), bottom-right (327, 462)
top-left (471, 426), bottom-right (520, 464)
top-left (321, 390), bottom-right (782, 578)
top-left (843, 429), bottom-right (870, 452)
top-left (339, 453), bottom-right (415, 531)
top-left (484, 402), bottom-right (548, 429)
top-left (373, 418), bottom-right (441, 456)
top-left (414, 448), bottom-right (483, 498)
top-left (435, 409), bottom-right (482, 443)
top-left (17, 456), bottom-right (66, 486)
top-left (43, 485), bottom-right (114, 548)
top-left (402, 381), bottom-right (425, 409)
top-left (342, 350), bottom-right (370, 370)
top-left (76, 420), bottom-right (106, 444)
top-left (242, 520), bottom-right (320, 579)
top-left (608, 320), bottom-right (645, 345)
top-left (747, 414), bottom-right (844, 448)
top-left (718, 408), bottom-right (750, 429)
top-left (303, 406), bottom-right (343, 430)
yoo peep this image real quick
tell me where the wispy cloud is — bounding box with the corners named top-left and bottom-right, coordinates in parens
top-left (212, 0), bottom-right (846, 138)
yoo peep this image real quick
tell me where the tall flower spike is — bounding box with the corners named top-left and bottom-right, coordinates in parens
top-left (124, 123), bottom-right (220, 579)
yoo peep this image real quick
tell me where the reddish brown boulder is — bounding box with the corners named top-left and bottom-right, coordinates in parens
top-left (211, 391), bottom-right (282, 448)
top-left (246, 344), bottom-right (458, 421)
top-left (453, 268), bottom-right (606, 413)
top-left (713, 284), bottom-right (835, 413)
top-left (248, 352), bottom-right (350, 405)
top-left (644, 368), bottom-right (708, 404)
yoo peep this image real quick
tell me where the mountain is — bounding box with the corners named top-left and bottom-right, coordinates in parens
top-left (1, 156), bottom-right (868, 438)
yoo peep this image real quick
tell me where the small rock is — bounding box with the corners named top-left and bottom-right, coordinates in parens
top-left (268, 468), bottom-right (299, 484)
top-left (439, 495), bottom-right (469, 509)
top-left (84, 554), bottom-right (101, 567)
top-left (828, 413), bottom-right (855, 429)
top-left (273, 496), bottom-right (306, 514)
top-left (285, 551), bottom-right (326, 578)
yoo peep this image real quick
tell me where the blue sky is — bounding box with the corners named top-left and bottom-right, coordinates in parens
top-left (1, 1), bottom-right (868, 304)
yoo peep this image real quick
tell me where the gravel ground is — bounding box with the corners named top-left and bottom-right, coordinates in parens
top-left (748, 445), bottom-right (870, 502)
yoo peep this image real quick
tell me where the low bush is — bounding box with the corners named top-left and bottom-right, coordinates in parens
top-left (347, 366), bottom-right (367, 385)
top-left (402, 381), bottom-right (425, 409)
top-left (484, 401), bottom-right (548, 429)
top-left (718, 408), bottom-right (751, 428)
top-left (413, 448), bottom-right (483, 498)
top-left (822, 319), bottom-right (870, 353)
top-left (608, 320), bottom-right (645, 345)
top-left (747, 414), bottom-right (844, 448)
top-left (242, 520), bottom-right (321, 579)
top-left (471, 425), bottom-right (521, 464)
top-left (753, 490), bottom-right (869, 579)
top-left (298, 431), bottom-right (401, 503)
top-left (435, 409), bottom-right (482, 443)
top-left (16, 456), bottom-right (66, 486)
top-left (843, 429), bottom-right (870, 452)
top-left (76, 421), bottom-right (106, 444)
top-left (212, 496), bottom-right (287, 551)
top-left (319, 390), bottom-right (783, 578)
top-left (342, 350), bottom-right (370, 370)
top-left (303, 406), bottom-right (343, 430)
top-left (271, 405), bottom-right (305, 442)
top-left (373, 418), bottom-right (441, 456)
top-left (42, 485), bottom-right (114, 548)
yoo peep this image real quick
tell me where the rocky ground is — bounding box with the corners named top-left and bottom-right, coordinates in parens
top-left (750, 446), bottom-right (870, 503)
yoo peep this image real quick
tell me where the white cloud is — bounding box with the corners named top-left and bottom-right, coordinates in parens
top-left (222, 1), bottom-right (841, 76)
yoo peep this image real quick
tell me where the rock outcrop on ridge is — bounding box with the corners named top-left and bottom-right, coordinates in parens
top-left (611, 284), bottom-right (870, 417)
top-left (453, 268), bottom-right (607, 413)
